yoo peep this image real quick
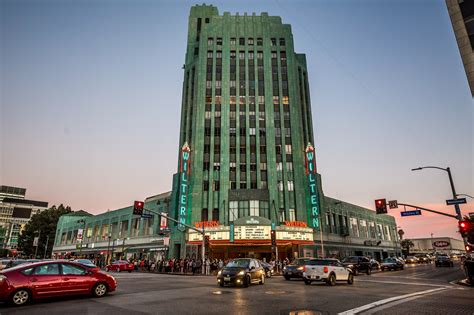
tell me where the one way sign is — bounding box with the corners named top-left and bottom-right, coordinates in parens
top-left (388, 200), bottom-right (398, 209)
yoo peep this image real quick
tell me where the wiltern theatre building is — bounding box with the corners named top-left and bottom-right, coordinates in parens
top-left (168, 5), bottom-right (400, 262)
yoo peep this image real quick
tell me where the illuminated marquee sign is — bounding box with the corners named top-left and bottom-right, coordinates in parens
top-left (194, 221), bottom-right (220, 229)
top-left (305, 143), bottom-right (320, 229)
top-left (178, 143), bottom-right (191, 231)
top-left (284, 221), bottom-right (308, 228)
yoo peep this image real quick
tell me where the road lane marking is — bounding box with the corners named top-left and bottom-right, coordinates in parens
top-left (356, 279), bottom-right (463, 289)
top-left (337, 287), bottom-right (447, 315)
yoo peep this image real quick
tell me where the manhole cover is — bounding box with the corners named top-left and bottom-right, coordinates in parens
top-left (288, 311), bottom-right (322, 315)
top-left (212, 290), bottom-right (232, 295)
top-left (265, 290), bottom-right (288, 295)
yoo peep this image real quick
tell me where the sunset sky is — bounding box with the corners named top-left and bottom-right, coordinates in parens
top-left (1, 0), bottom-right (472, 240)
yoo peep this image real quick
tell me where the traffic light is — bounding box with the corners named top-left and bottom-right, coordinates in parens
top-left (204, 235), bottom-right (210, 247)
top-left (271, 229), bottom-right (276, 246)
top-left (375, 199), bottom-right (387, 214)
top-left (133, 201), bottom-right (144, 215)
top-left (458, 220), bottom-right (471, 236)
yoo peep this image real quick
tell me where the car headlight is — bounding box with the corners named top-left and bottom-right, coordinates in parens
top-left (238, 270), bottom-right (245, 276)
top-left (348, 264), bottom-right (354, 268)
top-left (297, 266), bottom-right (304, 271)
top-left (217, 270), bottom-right (222, 276)
top-left (283, 266), bottom-right (287, 271)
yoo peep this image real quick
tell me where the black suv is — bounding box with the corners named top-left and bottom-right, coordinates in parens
top-left (217, 258), bottom-right (266, 287)
top-left (283, 258), bottom-right (313, 280)
top-left (435, 254), bottom-right (454, 267)
top-left (341, 256), bottom-right (372, 275)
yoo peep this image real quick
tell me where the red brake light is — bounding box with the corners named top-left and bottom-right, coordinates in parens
top-left (303, 266), bottom-right (306, 272)
top-left (323, 266), bottom-right (329, 273)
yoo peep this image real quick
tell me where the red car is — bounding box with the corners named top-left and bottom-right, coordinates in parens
top-left (0, 260), bottom-right (117, 306)
top-left (105, 260), bottom-right (134, 273)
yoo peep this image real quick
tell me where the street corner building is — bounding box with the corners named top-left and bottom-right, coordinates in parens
top-left (167, 5), bottom-right (400, 262)
top-left (52, 192), bottom-right (172, 262)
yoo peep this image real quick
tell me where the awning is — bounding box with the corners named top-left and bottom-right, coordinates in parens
top-left (187, 240), bottom-right (314, 246)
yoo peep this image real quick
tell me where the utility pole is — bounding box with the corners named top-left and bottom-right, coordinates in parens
top-left (43, 234), bottom-right (50, 259)
top-left (34, 230), bottom-right (41, 259)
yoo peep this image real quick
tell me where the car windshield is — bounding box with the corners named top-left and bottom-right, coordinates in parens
top-left (77, 259), bottom-right (94, 264)
top-left (342, 257), bottom-right (358, 263)
top-left (226, 259), bottom-right (250, 268)
top-left (384, 258), bottom-right (397, 263)
top-left (291, 259), bottom-right (309, 266)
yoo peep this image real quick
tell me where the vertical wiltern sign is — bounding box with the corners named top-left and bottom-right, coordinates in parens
top-left (305, 143), bottom-right (320, 229)
top-left (178, 142), bottom-right (191, 231)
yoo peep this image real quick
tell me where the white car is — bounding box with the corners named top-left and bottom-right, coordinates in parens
top-left (302, 258), bottom-right (354, 286)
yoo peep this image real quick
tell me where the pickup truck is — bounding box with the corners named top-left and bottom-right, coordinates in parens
top-left (302, 258), bottom-right (354, 286)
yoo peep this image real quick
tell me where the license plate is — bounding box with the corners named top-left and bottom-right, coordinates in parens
top-left (311, 276), bottom-right (319, 279)
top-left (288, 272), bottom-right (292, 275)
top-left (224, 277), bottom-right (230, 281)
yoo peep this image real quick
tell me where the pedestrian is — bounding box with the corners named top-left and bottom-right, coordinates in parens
top-left (205, 258), bottom-right (210, 275)
top-left (218, 259), bottom-right (224, 269)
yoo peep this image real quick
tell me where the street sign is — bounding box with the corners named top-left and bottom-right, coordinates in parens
top-left (401, 210), bottom-right (422, 217)
top-left (33, 237), bottom-right (39, 247)
top-left (388, 200), bottom-right (398, 209)
top-left (141, 213), bottom-right (153, 219)
top-left (446, 198), bottom-right (467, 205)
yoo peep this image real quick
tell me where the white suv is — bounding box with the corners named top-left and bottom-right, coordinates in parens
top-left (302, 258), bottom-right (354, 286)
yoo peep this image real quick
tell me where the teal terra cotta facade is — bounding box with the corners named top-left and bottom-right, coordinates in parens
top-left (167, 5), bottom-right (400, 261)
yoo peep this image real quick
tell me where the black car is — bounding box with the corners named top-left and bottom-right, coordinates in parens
top-left (283, 258), bottom-right (313, 280)
top-left (381, 257), bottom-right (404, 271)
top-left (341, 256), bottom-right (372, 275)
top-left (435, 255), bottom-right (454, 267)
top-left (415, 254), bottom-right (430, 264)
top-left (74, 259), bottom-right (98, 268)
top-left (217, 258), bottom-right (266, 287)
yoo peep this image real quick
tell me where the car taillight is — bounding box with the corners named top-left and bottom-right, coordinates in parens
top-left (323, 266), bottom-right (329, 273)
top-left (303, 266), bottom-right (306, 272)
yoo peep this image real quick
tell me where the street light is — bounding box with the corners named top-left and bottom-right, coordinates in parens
top-left (411, 166), bottom-right (462, 220)
top-left (456, 194), bottom-right (474, 199)
top-left (34, 230), bottom-right (41, 259)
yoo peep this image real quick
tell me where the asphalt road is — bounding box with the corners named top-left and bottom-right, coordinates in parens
top-left (1, 262), bottom-right (472, 315)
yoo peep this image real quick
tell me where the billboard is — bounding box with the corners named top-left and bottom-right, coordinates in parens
top-left (12, 207), bottom-right (32, 219)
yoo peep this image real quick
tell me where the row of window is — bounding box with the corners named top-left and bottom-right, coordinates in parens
top-left (325, 212), bottom-right (395, 241)
top-left (207, 37), bottom-right (286, 47)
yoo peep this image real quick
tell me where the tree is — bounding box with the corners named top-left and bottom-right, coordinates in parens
top-left (18, 204), bottom-right (72, 258)
top-left (400, 239), bottom-right (414, 256)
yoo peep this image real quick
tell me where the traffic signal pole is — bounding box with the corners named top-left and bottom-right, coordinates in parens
top-left (138, 208), bottom-right (206, 274)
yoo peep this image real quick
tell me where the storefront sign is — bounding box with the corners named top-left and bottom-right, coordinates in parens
top-left (188, 230), bottom-right (229, 242)
top-left (277, 230), bottom-right (313, 241)
top-left (305, 143), bottom-right (320, 229)
top-left (178, 143), bottom-right (191, 231)
top-left (194, 221), bottom-right (220, 229)
top-left (234, 225), bottom-right (271, 240)
top-left (230, 223), bottom-right (234, 243)
top-left (77, 229), bottom-right (83, 241)
top-left (284, 221), bottom-right (308, 228)
top-left (433, 241), bottom-right (450, 248)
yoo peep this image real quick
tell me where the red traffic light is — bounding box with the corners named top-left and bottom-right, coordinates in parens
top-left (133, 200), bottom-right (144, 215)
top-left (375, 199), bottom-right (387, 214)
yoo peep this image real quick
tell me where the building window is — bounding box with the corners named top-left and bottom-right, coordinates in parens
top-left (201, 208), bottom-right (208, 221)
top-left (271, 38), bottom-right (277, 46)
top-left (278, 180), bottom-right (283, 191)
top-left (207, 38), bottom-right (213, 46)
top-left (248, 38), bottom-right (254, 45)
top-left (239, 201), bottom-right (249, 217)
top-left (230, 37), bottom-right (236, 45)
top-left (384, 225), bottom-right (391, 241)
top-left (257, 38), bottom-right (263, 46)
top-left (377, 224), bottom-right (384, 239)
top-left (285, 144), bottom-right (292, 154)
top-left (250, 200), bottom-right (259, 216)
top-left (239, 37), bottom-right (245, 45)
top-left (229, 201), bottom-right (238, 221)
top-left (289, 209), bottom-right (296, 221)
top-left (351, 218), bottom-right (360, 237)
top-left (286, 162), bottom-right (293, 171)
top-left (212, 208), bottom-right (219, 221)
top-left (203, 180), bottom-right (209, 191)
top-left (216, 37), bottom-right (222, 46)
top-left (287, 181), bottom-right (294, 191)
top-left (359, 220), bottom-right (367, 238)
top-left (279, 38), bottom-right (285, 46)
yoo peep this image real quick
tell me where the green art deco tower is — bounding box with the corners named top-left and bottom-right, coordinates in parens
top-left (169, 4), bottom-right (324, 259)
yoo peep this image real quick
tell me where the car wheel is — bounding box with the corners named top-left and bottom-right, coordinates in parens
top-left (219, 282), bottom-right (224, 287)
top-left (347, 273), bottom-right (354, 285)
top-left (10, 289), bottom-right (30, 306)
top-left (366, 268), bottom-right (371, 275)
top-left (353, 268), bottom-right (358, 276)
top-left (326, 273), bottom-right (336, 286)
top-left (92, 283), bottom-right (108, 297)
top-left (304, 279), bottom-right (311, 285)
top-left (243, 275), bottom-right (250, 288)
top-left (259, 274), bottom-right (265, 285)
top-left (284, 275), bottom-right (291, 281)
top-left (267, 270), bottom-right (272, 278)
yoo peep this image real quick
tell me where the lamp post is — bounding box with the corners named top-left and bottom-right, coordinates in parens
top-left (34, 230), bottom-right (41, 259)
top-left (43, 234), bottom-right (50, 259)
top-left (431, 233), bottom-right (434, 253)
top-left (106, 234), bottom-right (111, 265)
top-left (411, 166), bottom-right (462, 220)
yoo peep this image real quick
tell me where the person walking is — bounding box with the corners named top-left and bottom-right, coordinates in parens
top-left (205, 258), bottom-right (210, 275)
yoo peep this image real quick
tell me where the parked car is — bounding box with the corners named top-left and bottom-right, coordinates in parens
top-left (0, 261), bottom-right (116, 306)
top-left (435, 254), bottom-right (454, 267)
top-left (381, 257), bottom-right (404, 271)
top-left (217, 258), bottom-right (265, 287)
top-left (415, 254), bottom-right (430, 264)
top-left (369, 259), bottom-right (381, 271)
top-left (302, 258), bottom-right (353, 286)
top-left (74, 259), bottom-right (99, 269)
top-left (405, 256), bottom-right (419, 264)
top-left (0, 259), bottom-right (31, 270)
top-left (105, 260), bottom-right (134, 273)
top-left (341, 256), bottom-right (372, 275)
top-left (259, 260), bottom-right (273, 278)
top-left (283, 258), bottom-right (313, 280)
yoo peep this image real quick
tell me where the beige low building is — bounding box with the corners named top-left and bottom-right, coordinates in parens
top-left (411, 237), bottom-right (465, 254)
